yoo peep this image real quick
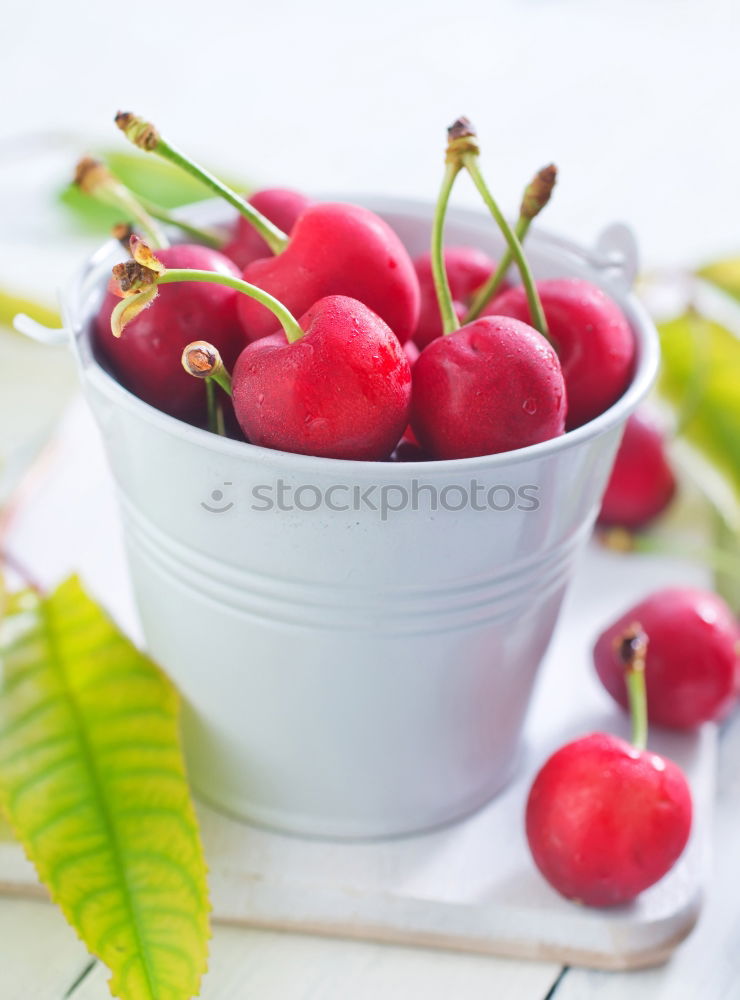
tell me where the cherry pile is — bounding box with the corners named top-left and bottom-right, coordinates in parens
top-left (87, 113), bottom-right (638, 462)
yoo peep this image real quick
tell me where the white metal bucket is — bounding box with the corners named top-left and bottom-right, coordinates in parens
top-left (61, 199), bottom-right (658, 839)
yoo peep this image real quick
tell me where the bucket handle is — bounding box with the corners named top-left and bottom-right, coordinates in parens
top-left (533, 222), bottom-right (640, 291)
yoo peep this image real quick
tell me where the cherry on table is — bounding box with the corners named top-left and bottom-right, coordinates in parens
top-left (526, 731), bottom-right (692, 906)
top-left (594, 587), bottom-right (740, 728)
top-left (598, 411), bottom-right (676, 530)
top-left (526, 627), bottom-right (693, 906)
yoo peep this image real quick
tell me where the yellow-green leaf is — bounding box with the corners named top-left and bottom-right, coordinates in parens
top-left (658, 312), bottom-right (740, 496)
top-left (0, 287), bottom-right (60, 332)
top-left (59, 150), bottom-right (251, 234)
top-left (698, 257), bottom-right (740, 303)
top-left (0, 576), bottom-right (209, 1000)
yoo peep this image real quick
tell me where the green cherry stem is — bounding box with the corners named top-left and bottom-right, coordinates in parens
top-left (205, 378), bottom-right (226, 435)
top-left (74, 156), bottom-right (169, 249)
top-left (182, 342), bottom-right (231, 435)
top-left (158, 269), bottom-right (303, 343)
top-left (115, 112), bottom-right (289, 255)
top-left (431, 159), bottom-right (463, 336)
top-left (465, 164), bottom-right (557, 322)
top-left (447, 119), bottom-right (550, 343)
top-left (463, 154), bottom-right (550, 341)
top-left (617, 625), bottom-right (649, 751)
top-left (136, 195), bottom-right (223, 248)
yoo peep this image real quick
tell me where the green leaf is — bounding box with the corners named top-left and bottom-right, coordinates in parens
top-left (0, 287), bottom-right (60, 332)
top-left (697, 258), bottom-right (740, 303)
top-left (0, 577), bottom-right (210, 1000)
top-left (658, 312), bottom-right (740, 496)
top-left (59, 150), bottom-right (250, 234)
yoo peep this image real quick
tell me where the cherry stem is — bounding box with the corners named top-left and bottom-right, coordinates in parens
top-left (459, 148), bottom-right (551, 344)
top-left (74, 156), bottom-right (169, 249)
top-left (431, 161), bottom-right (463, 335)
top-left (136, 195), bottom-right (223, 248)
top-left (159, 269), bottom-right (304, 343)
top-left (465, 164), bottom-right (556, 322)
top-left (182, 341), bottom-right (233, 397)
top-left (204, 378), bottom-right (226, 435)
top-left (115, 113), bottom-right (289, 255)
top-left (617, 625), bottom-right (649, 751)
top-left (464, 217), bottom-right (528, 322)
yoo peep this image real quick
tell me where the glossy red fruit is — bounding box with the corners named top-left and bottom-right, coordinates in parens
top-left (410, 316), bottom-right (566, 460)
top-left (223, 188), bottom-right (313, 269)
top-left (413, 246), bottom-right (497, 349)
top-left (237, 202), bottom-right (420, 344)
top-left (526, 732), bottom-right (692, 906)
top-left (94, 244), bottom-right (246, 421)
top-left (490, 278), bottom-right (635, 429)
top-left (594, 588), bottom-right (740, 728)
top-left (232, 296), bottom-right (411, 460)
top-left (598, 411), bottom-right (676, 529)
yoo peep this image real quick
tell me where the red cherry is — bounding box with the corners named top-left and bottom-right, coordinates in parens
top-left (236, 202), bottom-right (420, 344)
top-left (490, 278), bottom-right (636, 429)
top-left (410, 316), bottom-right (566, 460)
top-left (94, 244), bottom-right (246, 422)
top-left (598, 411), bottom-right (676, 529)
top-left (223, 187), bottom-right (313, 269)
top-left (232, 296), bottom-right (411, 460)
top-left (526, 732), bottom-right (692, 906)
top-left (412, 246), bottom-right (497, 349)
top-left (594, 588), bottom-right (740, 728)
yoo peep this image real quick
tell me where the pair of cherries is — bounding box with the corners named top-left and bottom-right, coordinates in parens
top-left (97, 113), bottom-right (636, 464)
top-left (527, 584), bottom-right (739, 906)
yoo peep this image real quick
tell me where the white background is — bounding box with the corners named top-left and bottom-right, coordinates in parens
top-left (1, 0), bottom-right (739, 295)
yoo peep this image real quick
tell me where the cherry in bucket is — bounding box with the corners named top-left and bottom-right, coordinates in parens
top-left (84, 167), bottom-right (247, 423)
top-left (410, 119), bottom-right (566, 460)
top-left (490, 276), bottom-right (635, 430)
top-left (115, 113), bottom-right (420, 344)
top-left (412, 246), bottom-right (497, 350)
top-left (223, 188), bottom-right (314, 269)
top-left (111, 238), bottom-right (411, 461)
top-left (598, 411), bottom-right (677, 529)
top-left (412, 158), bottom-right (561, 351)
top-left (594, 587), bottom-right (740, 728)
top-left (526, 627), bottom-right (692, 906)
